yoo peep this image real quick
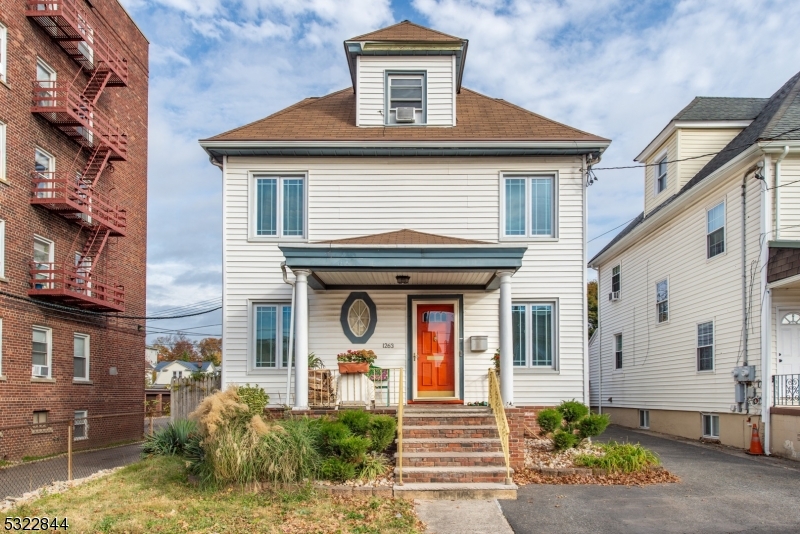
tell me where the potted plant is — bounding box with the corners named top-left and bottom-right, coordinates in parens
top-left (337, 349), bottom-right (377, 374)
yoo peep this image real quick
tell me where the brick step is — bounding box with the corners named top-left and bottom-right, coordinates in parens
top-left (399, 438), bottom-right (503, 453)
top-left (402, 415), bottom-right (496, 426)
top-left (403, 425), bottom-right (498, 439)
top-left (405, 407), bottom-right (491, 413)
top-left (396, 451), bottom-right (507, 467)
top-left (393, 482), bottom-right (517, 500)
top-left (394, 466), bottom-right (511, 484)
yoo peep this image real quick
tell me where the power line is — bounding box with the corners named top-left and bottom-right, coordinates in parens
top-left (146, 297), bottom-right (222, 318)
top-left (588, 217), bottom-right (638, 244)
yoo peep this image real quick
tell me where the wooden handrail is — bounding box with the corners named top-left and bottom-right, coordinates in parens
top-left (488, 368), bottom-right (512, 485)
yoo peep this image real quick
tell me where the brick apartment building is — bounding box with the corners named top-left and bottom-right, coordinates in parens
top-left (0, 0), bottom-right (148, 459)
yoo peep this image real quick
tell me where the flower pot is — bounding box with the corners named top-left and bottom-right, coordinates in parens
top-left (338, 362), bottom-right (369, 374)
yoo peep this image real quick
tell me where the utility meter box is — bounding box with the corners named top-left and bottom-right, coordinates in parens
top-left (470, 336), bottom-right (488, 352)
top-left (731, 365), bottom-right (756, 383)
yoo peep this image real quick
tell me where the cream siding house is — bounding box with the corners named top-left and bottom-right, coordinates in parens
top-left (200, 21), bottom-right (609, 413)
top-left (589, 71), bottom-right (800, 459)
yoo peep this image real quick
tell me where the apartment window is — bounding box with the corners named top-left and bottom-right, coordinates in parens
top-left (254, 303), bottom-right (294, 368)
top-left (706, 202), bottom-right (725, 258)
top-left (611, 265), bottom-right (620, 294)
top-left (702, 414), bottom-right (719, 439)
top-left (697, 322), bottom-right (714, 371)
top-left (656, 279), bottom-right (669, 323)
top-left (656, 157), bottom-right (667, 193)
top-left (74, 333), bottom-right (89, 380)
top-left (0, 318), bottom-right (3, 377)
top-left (33, 236), bottom-right (54, 288)
top-left (639, 410), bottom-right (650, 429)
top-left (503, 175), bottom-right (556, 238)
top-left (614, 334), bottom-right (623, 369)
top-left (35, 58), bottom-right (57, 107)
top-left (254, 175), bottom-right (305, 238)
top-left (33, 410), bottom-right (49, 431)
top-left (0, 23), bottom-right (7, 83)
top-left (0, 219), bottom-right (5, 278)
top-left (32, 327), bottom-right (52, 378)
top-left (512, 303), bottom-right (555, 368)
top-left (34, 147), bottom-right (55, 198)
top-left (386, 73), bottom-right (425, 125)
top-left (0, 121), bottom-right (6, 182)
top-left (73, 410), bottom-right (88, 440)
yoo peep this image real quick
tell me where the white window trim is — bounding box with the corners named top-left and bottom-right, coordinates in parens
top-left (36, 57), bottom-right (57, 82)
top-left (705, 200), bottom-right (726, 260)
top-left (384, 71), bottom-right (428, 126)
top-left (0, 318), bottom-right (4, 379)
top-left (0, 23), bottom-right (7, 84)
top-left (639, 409), bottom-right (650, 429)
top-left (654, 151), bottom-right (668, 195)
top-left (32, 326), bottom-right (53, 378)
top-left (0, 219), bottom-right (6, 279)
top-left (696, 320), bottom-right (715, 373)
top-left (248, 300), bottom-right (294, 373)
top-left (614, 333), bottom-right (623, 370)
top-left (511, 300), bottom-right (559, 372)
top-left (74, 410), bottom-right (88, 441)
top-left (0, 121), bottom-right (6, 183)
top-left (499, 172), bottom-right (559, 241)
top-left (655, 277), bottom-right (669, 324)
top-left (247, 172), bottom-right (308, 242)
top-left (611, 263), bottom-right (621, 296)
top-left (702, 413), bottom-right (720, 439)
top-left (73, 333), bottom-right (90, 381)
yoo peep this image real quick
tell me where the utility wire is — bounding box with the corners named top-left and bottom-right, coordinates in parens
top-left (588, 217), bottom-right (638, 244)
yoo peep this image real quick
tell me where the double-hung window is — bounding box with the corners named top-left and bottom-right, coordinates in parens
top-left (512, 303), bottom-right (556, 369)
top-left (74, 410), bottom-right (88, 440)
top-left (36, 58), bottom-right (56, 107)
top-left (611, 265), bottom-right (620, 297)
top-left (656, 279), bottom-right (669, 323)
top-left (254, 175), bottom-right (305, 238)
top-left (656, 157), bottom-right (667, 193)
top-left (0, 23), bottom-right (7, 83)
top-left (503, 175), bottom-right (556, 238)
top-left (0, 121), bottom-right (6, 182)
top-left (697, 322), bottom-right (714, 371)
top-left (706, 202), bottom-right (725, 258)
top-left (32, 326), bottom-right (52, 378)
top-left (0, 219), bottom-right (5, 278)
top-left (35, 148), bottom-right (55, 198)
top-left (253, 303), bottom-right (294, 369)
top-left (386, 74), bottom-right (425, 125)
top-left (74, 333), bottom-right (89, 380)
top-left (614, 334), bottom-right (623, 369)
top-left (33, 235), bottom-right (54, 289)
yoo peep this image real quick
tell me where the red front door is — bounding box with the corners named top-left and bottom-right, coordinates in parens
top-left (416, 304), bottom-right (456, 398)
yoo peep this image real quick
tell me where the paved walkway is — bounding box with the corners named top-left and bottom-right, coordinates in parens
top-left (1, 442), bottom-right (143, 500)
top-left (415, 499), bottom-right (514, 534)
top-left (500, 425), bottom-right (800, 534)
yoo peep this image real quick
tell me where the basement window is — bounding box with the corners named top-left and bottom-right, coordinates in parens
top-left (702, 414), bottom-right (719, 439)
top-left (639, 410), bottom-right (650, 429)
top-left (32, 410), bottom-right (50, 434)
top-left (74, 410), bottom-right (88, 440)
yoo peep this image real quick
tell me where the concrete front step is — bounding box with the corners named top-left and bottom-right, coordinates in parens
top-left (393, 482), bottom-right (517, 500)
top-left (394, 466), bottom-right (511, 484)
top-left (396, 451), bottom-right (506, 467)
top-left (403, 415), bottom-right (496, 426)
top-left (400, 438), bottom-right (503, 453)
top-left (403, 425), bottom-right (498, 439)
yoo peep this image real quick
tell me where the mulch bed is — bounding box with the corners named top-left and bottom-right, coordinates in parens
top-left (514, 467), bottom-right (680, 486)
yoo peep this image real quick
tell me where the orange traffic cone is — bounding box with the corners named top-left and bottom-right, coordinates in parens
top-left (745, 424), bottom-right (764, 456)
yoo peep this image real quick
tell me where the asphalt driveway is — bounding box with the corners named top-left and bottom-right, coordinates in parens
top-left (500, 425), bottom-right (800, 534)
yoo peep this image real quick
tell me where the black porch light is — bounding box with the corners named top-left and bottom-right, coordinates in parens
top-left (396, 275), bottom-right (410, 285)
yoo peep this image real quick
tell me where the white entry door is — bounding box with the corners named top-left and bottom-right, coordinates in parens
top-left (778, 312), bottom-right (800, 374)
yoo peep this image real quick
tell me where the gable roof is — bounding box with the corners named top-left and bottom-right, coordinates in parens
top-left (318, 229), bottom-right (488, 246)
top-left (590, 70), bottom-right (800, 266)
top-left (673, 97), bottom-right (768, 121)
top-left (349, 20), bottom-right (464, 43)
top-left (155, 360), bottom-right (199, 372)
top-left (203, 87), bottom-right (608, 143)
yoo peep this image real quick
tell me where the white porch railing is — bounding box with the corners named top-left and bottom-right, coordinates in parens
top-left (302, 367), bottom-right (406, 409)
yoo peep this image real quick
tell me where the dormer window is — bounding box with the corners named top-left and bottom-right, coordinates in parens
top-left (386, 73), bottom-right (426, 125)
top-left (656, 156), bottom-right (668, 193)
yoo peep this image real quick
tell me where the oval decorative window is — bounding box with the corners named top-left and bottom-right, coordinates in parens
top-left (783, 313), bottom-right (800, 325)
top-left (340, 292), bottom-right (377, 343)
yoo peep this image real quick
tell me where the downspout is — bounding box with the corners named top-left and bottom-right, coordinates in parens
top-left (741, 162), bottom-right (763, 413)
top-left (281, 262), bottom-right (296, 406)
top-left (760, 154), bottom-right (773, 455)
top-left (775, 146), bottom-right (789, 239)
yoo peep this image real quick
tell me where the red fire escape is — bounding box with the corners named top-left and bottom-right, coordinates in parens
top-left (26, 0), bottom-right (128, 312)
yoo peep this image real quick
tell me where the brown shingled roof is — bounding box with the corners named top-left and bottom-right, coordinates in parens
top-left (318, 229), bottom-right (488, 245)
top-left (205, 87), bottom-right (608, 142)
top-left (349, 20), bottom-right (464, 43)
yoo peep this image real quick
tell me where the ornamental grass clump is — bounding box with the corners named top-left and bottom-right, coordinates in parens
top-left (142, 419), bottom-right (198, 457)
top-left (575, 441), bottom-right (661, 473)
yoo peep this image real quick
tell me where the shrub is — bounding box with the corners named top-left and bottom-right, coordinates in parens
top-left (338, 410), bottom-right (372, 436)
top-left (190, 386), bottom-right (250, 437)
top-left (577, 413), bottom-right (611, 439)
top-left (334, 435), bottom-right (371, 463)
top-left (552, 429), bottom-right (578, 451)
top-left (574, 442), bottom-right (660, 473)
top-left (317, 421), bottom-right (351, 455)
top-left (320, 457), bottom-right (356, 482)
top-left (358, 452), bottom-right (389, 481)
top-left (238, 384), bottom-right (270, 416)
top-left (557, 400), bottom-right (589, 423)
top-left (367, 415), bottom-right (397, 453)
top-left (536, 409), bottom-right (562, 434)
top-left (258, 419), bottom-right (320, 483)
top-left (143, 419), bottom-right (198, 456)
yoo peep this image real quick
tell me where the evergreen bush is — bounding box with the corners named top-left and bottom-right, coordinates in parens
top-left (557, 400), bottom-right (590, 423)
top-left (536, 408), bottom-right (562, 434)
top-left (552, 429), bottom-right (578, 451)
top-left (577, 413), bottom-right (611, 439)
top-left (320, 457), bottom-right (356, 482)
top-left (367, 415), bottom-right (397, 453)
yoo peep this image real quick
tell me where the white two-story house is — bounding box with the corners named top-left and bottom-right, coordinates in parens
top-left (588, 70), bottom-right (800, 459)
top-left (200, 21), bottom-right (610, 411)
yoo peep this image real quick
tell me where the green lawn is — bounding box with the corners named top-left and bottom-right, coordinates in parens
top-left (2, 456), bottom-right (422, 534)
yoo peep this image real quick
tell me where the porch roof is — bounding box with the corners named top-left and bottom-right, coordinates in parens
top-left (279, 230), bottom-right (526, 291)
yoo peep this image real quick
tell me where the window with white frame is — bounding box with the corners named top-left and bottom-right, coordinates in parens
top-left (656, 279), bottom-right (669, 323)
top-left (35, 147), bottom-right (55, 197)
top-left (656, 156), bottom-right (667, 193)
top-left (254, 303), bottom-right (294, 368)
top-left (33, 236), bottom-right (54, 289)
top-left (0, 318), bottom-right (3, 376)
top-left (614, 333), bottom-right (623, 369)
top-left (172, 370), bottom-right (183, 379)
top-left (611, 265), bottom-right (620, 294)
top-left (386, 73), bottom-right (425, 125)
top-left (706, 202), bottom-right (725, 258)
top-left (503, 175), bottom-right (556, 238)
top-left (0, 23), bottom-right (7, 83)
top-left (702, 414), bottom-right (719, 438)
top-left (0, 219), bottom-right (5, 278)
top-left (511, 303), bottom-right (555, 368)
top-left (74, 333), bottom-right (89, 380)
top-left (35, 58), bottom-right (56, 108)
top-left (32, 327), bottom-right (52, 378)
top-left (0, 121), bottom-right (6, 182)
top-left (639, 409), bottom-right (650, 429)
top-left (74, 410), bottom-right (88, 440)
top-left (253, 175), bottom-right (305, 238)
top-left (697, 322), bottom-right (714, 371)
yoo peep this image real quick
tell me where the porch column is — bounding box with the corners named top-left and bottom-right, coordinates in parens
top-left (498, 271), bottom-right (514, 406)
top-left (293, 269), bottom-right (310, 410)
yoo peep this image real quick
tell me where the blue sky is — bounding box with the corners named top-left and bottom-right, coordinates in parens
top-left (122, 0), bottom-right (800, 342)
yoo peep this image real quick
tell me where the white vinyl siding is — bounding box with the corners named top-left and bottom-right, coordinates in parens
top-left (777, 155), bottom-right (800, 240)
top-left (74, 333), bottom-right (90, 380)
top-left (677, 128), bottom-right (743, 189)
top-left (644, 134), bottom-right (677, 216)
top-left (223, 156), bottom-right (587, 405)
top-left (706, 202), bottom-right (725, 258)
top-left (357, 56), bottom-right (454, 127)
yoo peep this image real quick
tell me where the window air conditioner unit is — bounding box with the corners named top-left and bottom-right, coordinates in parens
top-left (608, 291), bottom-right (620, 301)
top-left (395, 107), bottom-right (416, 123)
top-left (32, 365), bottom-right (49, 378)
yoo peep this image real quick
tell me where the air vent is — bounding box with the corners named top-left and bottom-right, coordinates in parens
top-left (32, 365), bottom-right (49, 378)
top-left (608, 291), bottom-right (620, 301)
top-left (395, 107), bottom-right (416, 123)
